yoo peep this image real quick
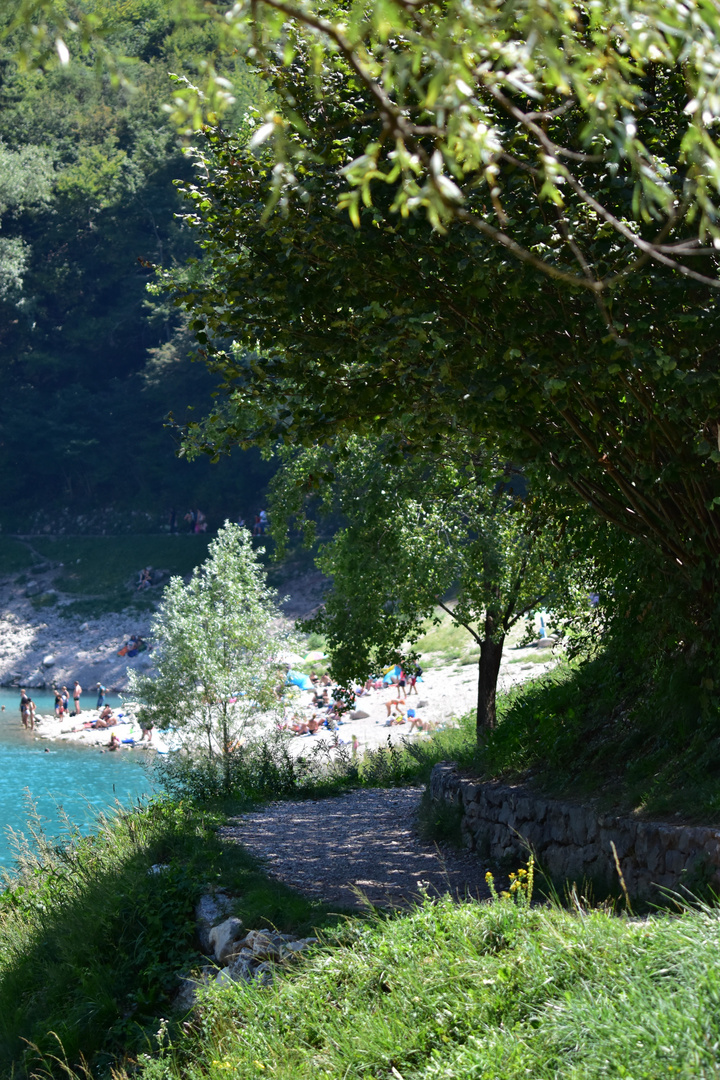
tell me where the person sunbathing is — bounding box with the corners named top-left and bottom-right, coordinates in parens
top-left (385, 712), bottom-right (406, 726)
top-left (83, 711), bottom-right (117, 729)
top-left (108, 732), bottom-right (121, 751)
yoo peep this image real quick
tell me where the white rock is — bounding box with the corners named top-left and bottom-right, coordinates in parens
top-left (281, 938), bottom-right (317, 959)
top-left (215, 967), bottom-right (234, 987)
top-left (195, 892), bottom-right (236, 953)
top-left (209, 916), bottom-right (245, 964)
top-left (42, 654), bottom-right (55, 667)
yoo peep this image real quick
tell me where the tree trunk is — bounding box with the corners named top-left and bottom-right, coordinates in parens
top-left (222, 705), bottom-right (230, 794)
top-left (477, 631), bottom-right (505, 740)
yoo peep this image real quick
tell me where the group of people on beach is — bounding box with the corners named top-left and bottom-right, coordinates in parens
top-left (18, 681), bottom-right (83, 731)
top-left (281, 663), bottom-right (437, 743)
top-left (16, 680), bottom-right (152, 751)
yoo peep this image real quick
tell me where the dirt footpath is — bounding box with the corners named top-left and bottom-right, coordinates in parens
top-left (220, 787), bottom-right (491, 909)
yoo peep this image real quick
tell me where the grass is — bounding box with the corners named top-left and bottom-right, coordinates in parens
top-left (114, 881), bottom-right (720, 1080)
top-left (5, 715), bottom-right (720, 1079)
top-left (414, 612), bottom-right (478, 666)
top-left (0, 795), bottom-right (350, 1079)
top-left (32, 535), bottom-right (212, 594)
top-left (478, 635), bottom-right (720, 822)
top-left (0, 534), bottom-right (319, 620)
top-left (0, 537), bottom-right (36, 575)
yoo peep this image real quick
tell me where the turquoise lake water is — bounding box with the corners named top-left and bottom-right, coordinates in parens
top-left (0, 687), bottom-right (154, 871)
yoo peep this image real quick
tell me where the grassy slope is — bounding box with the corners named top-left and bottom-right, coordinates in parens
top-left (131, 883), bottom-right (720, 1080)
top-left (480, 640), bottom-right (720, 823)
top-left (0, 797), bottom-right (350, 1079)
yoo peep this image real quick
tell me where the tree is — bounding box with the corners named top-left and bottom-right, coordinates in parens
top-left (271, 437), bottom-right (592, 735)
top-left (0, 139), bottom-right (52, 297)
top-left (168, 46), bottom-right (720, 660)
top-left (0, 0), bottom-right (273, 517)
top-left (128, 522), bottom-right (286, 787)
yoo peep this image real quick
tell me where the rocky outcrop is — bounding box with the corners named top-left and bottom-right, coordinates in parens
top-left (430, 762), bottom-right (720, 900)
top-left (176, 894), bottom-right (318, 1010)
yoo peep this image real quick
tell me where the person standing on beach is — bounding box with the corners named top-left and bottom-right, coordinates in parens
top-left (96, 683), bottom-right (107, 710)
top-left (73, 681), bottom-right (82, 715)
top-left (61, 686), bottom-right (69, 714)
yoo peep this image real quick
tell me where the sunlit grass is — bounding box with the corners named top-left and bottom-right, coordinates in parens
top-left (119, 886), bottom-right (720, 1080)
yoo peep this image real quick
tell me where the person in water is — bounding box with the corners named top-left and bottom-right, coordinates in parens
top-left (19, 689), bottom-right (35, 730)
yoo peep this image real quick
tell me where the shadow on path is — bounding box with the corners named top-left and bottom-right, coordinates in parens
top-left (220, 787), bottom-right (491, 909)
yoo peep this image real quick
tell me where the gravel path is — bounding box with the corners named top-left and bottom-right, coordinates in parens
top-left (220, 787), bottom-right (492, 909)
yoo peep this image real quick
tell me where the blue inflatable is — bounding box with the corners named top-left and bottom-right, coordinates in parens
top-left (286, 669), bottom-right (314, 691)
top-left (383, 664), bottom-right (403, 686)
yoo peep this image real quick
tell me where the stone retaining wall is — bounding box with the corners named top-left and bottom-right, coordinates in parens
top-left (429, 762), bottom-right (720, 899)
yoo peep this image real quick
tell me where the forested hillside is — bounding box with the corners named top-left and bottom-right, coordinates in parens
top-left (0, 0), bottom-right (272, 530)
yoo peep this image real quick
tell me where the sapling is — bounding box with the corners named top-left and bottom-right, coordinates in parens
top-left (129, 522), bottom-right (288, 789)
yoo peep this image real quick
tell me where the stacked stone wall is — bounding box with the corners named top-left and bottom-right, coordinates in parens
top-left (430, 762), bottom-right (720, 899)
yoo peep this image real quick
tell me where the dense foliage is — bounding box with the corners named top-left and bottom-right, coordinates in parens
top-left (0, 0), bottom-right (273, 524)
top-left (271, 436), bottom-right (593, 732)
top-left (163, 4), bottom-right (720, 674)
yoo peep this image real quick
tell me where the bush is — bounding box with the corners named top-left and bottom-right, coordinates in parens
top-left (153, 714), bottom-right (480, 806)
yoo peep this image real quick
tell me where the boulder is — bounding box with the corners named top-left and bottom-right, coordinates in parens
top-left (195, 892), bottom-right (236, 953)
top-left (281, 938), bottom-right (317, 960)
top-left (227, 954), bottom-right (254, 982)
top-left (42, 654), bottom-right (56, 668)
top-left (24, 581), bottom-right (40, 597)
top-left (209, 916), bottom-right (245, 964)
top-left (174, 970), bottom-right (212, 1011)
top-left (252, 933), bottom-right (282, 960)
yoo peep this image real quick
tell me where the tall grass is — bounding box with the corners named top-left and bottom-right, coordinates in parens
top-left (152, 719), bottom-right (479, 805)
top-left (0, 797), bottom-right (346, 1079)
top-left (116, 882), bottom-right (720, 1080)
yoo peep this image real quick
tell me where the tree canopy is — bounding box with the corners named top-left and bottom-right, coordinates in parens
top-left (0, 0), bottom-right (273, 522)
top-left (272, 435), bottom-right (593, 733)
top-left (165, 31), bottom-right (719, 652)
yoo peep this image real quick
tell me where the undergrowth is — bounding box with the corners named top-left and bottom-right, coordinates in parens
top-left (108, 883), bottom-right (720, 1080)
top-left (482, 638), bottom-right (720, 821)
top-left (152, 720), bottom-right (479, 805)
top-left (0, 797), bottom-right (347, 1079)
